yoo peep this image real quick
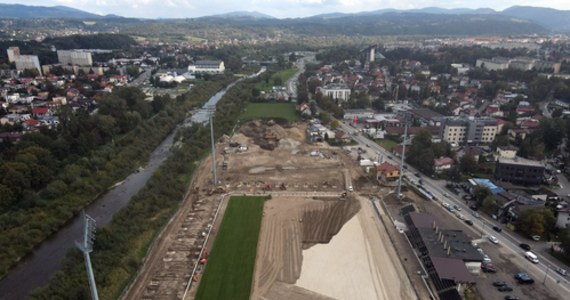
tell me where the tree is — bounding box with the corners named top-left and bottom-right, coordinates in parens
top-left (559, 226), bottom-right (570, 259)
top-left (407, 130), bottom-right (435, 175)
top-left (330, 119), bottom-right (340, 129)
top-left (460, 154), bottom-right (478, 174)
top-left (517, 208), bottom-right (555, 238)
top-left (482, 196), bottom-right (496, 214)
top-left (319, 112), bottom-right (331, 125)
top-left (473, 186), bottom-right (492, 207)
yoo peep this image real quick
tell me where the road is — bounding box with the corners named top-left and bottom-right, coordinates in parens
top-left (337, 121), bottom-right (570, 296)
top-left (128, 67), bottom-right (153, 87)
top-left (286, 54), bottom-right (315, 101)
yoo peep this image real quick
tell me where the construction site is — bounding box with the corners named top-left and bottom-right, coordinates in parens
top-left (122, 120), bottom-right (418, 300)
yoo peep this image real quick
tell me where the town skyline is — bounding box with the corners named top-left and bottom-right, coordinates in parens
top-left (0, 0), bottom-right (568, 19)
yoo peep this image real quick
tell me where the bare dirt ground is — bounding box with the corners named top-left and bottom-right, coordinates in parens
top-left (122, 120), bottom-right (418, 300)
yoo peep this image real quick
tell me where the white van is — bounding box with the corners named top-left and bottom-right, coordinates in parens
top-left (525, 251), bottom-right (539, 264)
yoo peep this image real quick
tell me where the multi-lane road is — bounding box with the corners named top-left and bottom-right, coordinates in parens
top-left (338, 121), bottom-right (570, 296)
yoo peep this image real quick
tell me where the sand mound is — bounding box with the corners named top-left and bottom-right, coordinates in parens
top-left (267, 124), bottom-right (288, 140)
top-left (287, 127), bottom-right (305, 142)
top-left (231, 133), bottom-right (250, 146)
top-left (278, 138), bottom-right (301, 150)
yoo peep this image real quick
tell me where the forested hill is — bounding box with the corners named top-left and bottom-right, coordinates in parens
top-left (191, 13), bottom-right (547, 36)
top-left (43, 34), bottom-right (137, 50)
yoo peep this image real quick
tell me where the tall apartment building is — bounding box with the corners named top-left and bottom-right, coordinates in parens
top-left (57, 50), bottom-right (93, 66)
top-left (440, 117), bottom-right (498, 145)
top-left (317, 83), bottom-right (351, 102)
top-left (7, 46), bottom-right (42, 75)
top-left (7, 47), bottom-right (20, 63)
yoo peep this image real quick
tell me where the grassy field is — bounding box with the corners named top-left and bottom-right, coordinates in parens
top-left (375, 138), bottom-right (398, 152)
top-left (195, 196), bottom-right (266, 300)
top-left (255, 67), bottom-right (298, 92)
top-left (241, 103), bottom-right (299, 122)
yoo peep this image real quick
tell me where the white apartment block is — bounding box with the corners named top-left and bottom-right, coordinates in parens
top-left (441, 117), bottom-right (498, 145)
top-left (57, 50), bottom-right (93, 66)
top-left (188, 60), bottom-right (225, 73)
top-left (317, 84), bottom-right (351, 102)
top-left (15, 55), bottom-right (42, 75)
top-left (7, 47), bottom-right (20, 63)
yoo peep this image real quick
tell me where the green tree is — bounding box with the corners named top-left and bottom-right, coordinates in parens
top-left (482, 196), bottom-right (496, 214)
top-left (559, 227), bottom-right (570, 260)
top-left (517, 208), bottom-right (555, 238)
top-left (330, 119), bottom-right (340, 129)
top-left (319, 112), bottom-right (331, 125)
top-left (407, 130), bottom-right (435, 175)
top-left (473, 186), bottom-right (492, 207)
top-left (460, 153), bottom-right (478, 174)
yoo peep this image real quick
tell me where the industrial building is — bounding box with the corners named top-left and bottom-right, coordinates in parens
top-left (403, 208), bottom-right (482, 300)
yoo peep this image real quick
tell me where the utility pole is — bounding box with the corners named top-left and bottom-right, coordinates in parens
top-left (396, 122), bottom-right (408, 199)
top-left (543, 264), bottom-right (551, 285)
top-left (207, 106), bottom-right (217, 185)
top-left (76, 212), bottom-right (99, 300)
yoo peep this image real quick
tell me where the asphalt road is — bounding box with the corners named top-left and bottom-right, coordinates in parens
top-left (337, 121), bottom-right (570, 296)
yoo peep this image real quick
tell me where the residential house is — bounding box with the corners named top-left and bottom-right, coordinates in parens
top-left (334, 130), bottom-right (352, 144)
top-left (495, 145), bottom-right (518, 160)
top-left (376, 162), bottom-right (400, 182)
top-left (434, 156), bottom-right (454, 173)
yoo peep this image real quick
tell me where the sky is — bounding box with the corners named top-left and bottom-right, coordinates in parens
top-left (0, 0), bottom-right (568, 19)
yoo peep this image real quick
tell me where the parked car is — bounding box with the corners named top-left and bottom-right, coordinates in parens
top-left (519, 243), bottom-right (531, 251)
top-left (514, 273), bottom-right (535, 284)
top-left (453, 205), bottom-right (461, 211)
top-left (488, 236), bottom-right (499, 244)
top-left (482, 263), bottom-right (497, 273)
top-left (493, 281), bottom-right (507, 287)
top-left (492, 226), bottom-right (502, 232)
top-left (518, 277), bottom-right (535, 285)
top-left (483, 254), bottom-right (492, 263)
top-left (531, 235), bottom-right (541, 241)
top-left (464, 219), bottom-right (474, 226)
top-left (472, 211), bottom-right (480, 218)
top-left (498, 286), bottom-right (513, 292)
top-left (504, 296), bottom-right (520, 300)
top-left (556, 267), bottom-right (568, 276)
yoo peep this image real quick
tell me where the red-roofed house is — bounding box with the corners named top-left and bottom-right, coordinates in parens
top-left (24, 118), bottom-right (39, 130)
top-left (32, 107), bottom-right (49, 116)
top-left (516, 106), bottom-right (534, 115)
top-left (434, 156), bottom-right (454, 173)
top-left (376, 162), bottom-right (400, 181)
top-left (520, 119), bottom-right (540, 129)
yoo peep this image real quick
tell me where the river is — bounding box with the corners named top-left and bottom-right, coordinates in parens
top-left (0, 82), bottom-right (239, 300)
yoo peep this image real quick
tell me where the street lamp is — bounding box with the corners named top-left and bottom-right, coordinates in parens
top-left (543, 264), bottom-right (551, 285)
